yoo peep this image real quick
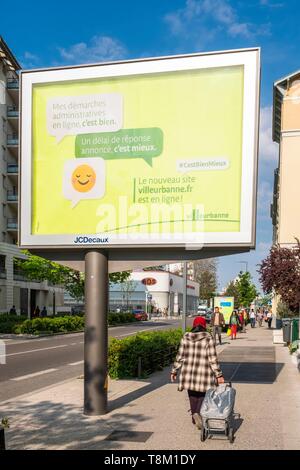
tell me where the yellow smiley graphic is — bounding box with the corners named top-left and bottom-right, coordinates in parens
top-left (71, 164), bottom-right (96, 193)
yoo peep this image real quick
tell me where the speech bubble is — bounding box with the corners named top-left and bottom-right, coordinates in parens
top-left (75, 128), bottom-right (163, 166)
top-left (176, 158), bottom-right (229, 174)
top-left (63, 157), bottom-right (105, 208)
top-left (47, 94), bottom-right (123, 143)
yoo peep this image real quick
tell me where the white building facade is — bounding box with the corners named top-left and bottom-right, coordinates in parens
top-left (0, 37), bottom-right (64, 315)
top-left (109, 270), bottom-right (199, 315)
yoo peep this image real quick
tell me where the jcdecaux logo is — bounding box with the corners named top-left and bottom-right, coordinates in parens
top-left (74, 236), bottom-right (109, 244)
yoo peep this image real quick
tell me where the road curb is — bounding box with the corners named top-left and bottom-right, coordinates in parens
top-left (0, 320), bottom-right (167, 340)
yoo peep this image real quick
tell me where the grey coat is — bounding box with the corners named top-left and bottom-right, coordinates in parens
top-left (172, 331), bottom-right (223, 392)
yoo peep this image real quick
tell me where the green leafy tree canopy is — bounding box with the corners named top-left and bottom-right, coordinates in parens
top-left (15, 251), bottom-right (130, 301)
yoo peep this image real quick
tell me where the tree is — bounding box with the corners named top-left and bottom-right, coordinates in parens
top-left (192, 259), bottom-right (218, 302)
top-left (120, 279), bottom-right (138, 310)
top-left (223, 280), bottom-right (241, 308)
top-left (15, 251), bottom-right (130, 302)
top-left (259, 241), bottom-right (300, 311)
top-left (236, 271), bottom-right (258, 308)
top-left (259, 293), bottom-right (272, 307)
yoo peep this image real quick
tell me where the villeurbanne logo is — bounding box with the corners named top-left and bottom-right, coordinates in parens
top-left (74, 236), bottom-right (109, 244)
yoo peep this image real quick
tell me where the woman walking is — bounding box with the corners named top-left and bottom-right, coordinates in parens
top-left (171, 316), bottom-right (224, 429)
top-left (229, 310), bottom-right (240, 340)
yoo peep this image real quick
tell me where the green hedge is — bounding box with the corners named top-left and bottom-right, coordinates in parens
top-left (0, 314), bottom-right (28, 334)
top-left (15, 316), bottom-right (85, 334)
top-left (0, 314), bottom-right (27, 323)
top-left (108, 328), bottom-right (183, 379)
top-left (0, 312), bottom-right (137, 334)
top-left (108, 312), bottom-right (137, 325)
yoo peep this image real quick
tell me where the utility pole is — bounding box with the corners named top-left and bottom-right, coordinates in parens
top-left (84, 250), bottom-right (108, 416)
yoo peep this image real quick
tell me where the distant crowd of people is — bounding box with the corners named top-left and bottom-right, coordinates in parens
top-left (210, 306), bottom-right (273, 344)
top-left (9, 305), bottom-right (48, 318)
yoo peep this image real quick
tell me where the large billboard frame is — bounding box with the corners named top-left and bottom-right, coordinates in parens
top-left (19, 47), bottom-right (260, 251)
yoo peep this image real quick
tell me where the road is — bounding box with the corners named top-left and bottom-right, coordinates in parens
top-left (0, 319), bottom-right (186, 402)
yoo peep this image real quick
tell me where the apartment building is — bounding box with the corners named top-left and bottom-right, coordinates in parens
top-left (0, 37), bottom-right (64, 315)
top-left (271, 70), bottom-right (300, 245)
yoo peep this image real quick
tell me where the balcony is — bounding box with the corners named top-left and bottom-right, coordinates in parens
top-left (7, 105), bottom-right (19, 118)
top-left (7, 218), bottom-right (18, 230)
top-left (13, 268), bottom-right (27, 282)
top-left (7, 163), bottom-right (18, 174)
top-left (7, 190), bottom-right (18, 202)
top-left (7, 134), bottom-right (19, 146)
top-left (7, 78), bottom-right (19, 90)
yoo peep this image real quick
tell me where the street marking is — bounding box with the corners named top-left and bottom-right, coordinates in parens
top-left (5, 344), bottom-right (68, 357)
top-left (11, 368), bottom-right (58, 381)
top-left (69, 360), bottom-right (83, 366)
top-left (229, 363), bottom-right (242, 381)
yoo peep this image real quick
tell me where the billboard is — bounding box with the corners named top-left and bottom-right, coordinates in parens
top-left (20, 48), bottom-right (260, 249)
top-left (214, 296), bottom-right (235, 324)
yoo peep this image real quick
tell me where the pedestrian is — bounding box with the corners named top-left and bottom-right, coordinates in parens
top-left (241, 308), bottom-right (247, 328)
top-left (229, 310), bottom-right (240, 340)
top-left (171, 316), bottom-right (224, 429)
top-left (258, 309), bottom-right (264, 327)
top-left (238, 310), bottom-right (245, 332)
top-left (41, 306), bottom-right (47, 317)
top-left (33, 305), bottom-right (40, 318)
top-left (267, 310), bottom-right (273, 329)
top-left (250, 309), bottom-right (256, 328)
top-left (9, 305), bottom-right (17, 315)
top-left (210, 306), bottom-right (225, 345)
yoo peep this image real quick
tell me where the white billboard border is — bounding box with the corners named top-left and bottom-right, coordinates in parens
top-left (19, 48), bottom-right (260, 249)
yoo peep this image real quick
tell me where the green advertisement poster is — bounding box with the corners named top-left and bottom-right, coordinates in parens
top-left (22, 49), bottom-right (260, 248)
top-left (214, 297), bottom-right (235, 324)
top-left (31, 65), bottom-right (244, 241)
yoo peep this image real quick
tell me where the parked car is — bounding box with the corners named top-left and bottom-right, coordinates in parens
top-left (132, 309), bottom-right (148, 321)
top-left (197, 306), bottom-right (208, 315)
top-left (205, 310), bottom-right (213, 323)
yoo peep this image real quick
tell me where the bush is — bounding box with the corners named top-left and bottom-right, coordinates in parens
top-left (0, 314), bottom-right (28, 333)
top-left (108, 328), bottom-right (183, 379)
top-left (276, 301), bottom-right (295, 319)
top-left (0, 314), bottom-right (27, 323)
top-left (108, 312), bottom-right (136, 325)
top-left (16, 316), bottom-right (85, 335)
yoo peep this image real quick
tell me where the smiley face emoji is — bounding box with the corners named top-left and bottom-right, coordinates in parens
top-left (71, 164), bottom-right (96, 193)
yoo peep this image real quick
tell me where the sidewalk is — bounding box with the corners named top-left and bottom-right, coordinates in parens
top-left (1, 325), bottom-right (300, 450)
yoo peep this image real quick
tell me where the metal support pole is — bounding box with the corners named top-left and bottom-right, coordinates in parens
top-left (84, 250), bottom-right (108, 416)
top-left (182, 261), bottom-right (187, 333)
top-left (145, 291), bottom-right (147, 317)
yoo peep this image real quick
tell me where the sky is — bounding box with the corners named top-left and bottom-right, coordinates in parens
top-left (1, 0), bottom-right (298, 291)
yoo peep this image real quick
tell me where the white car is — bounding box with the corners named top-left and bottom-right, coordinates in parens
top-left (197, 306), bottom-right (207, 315)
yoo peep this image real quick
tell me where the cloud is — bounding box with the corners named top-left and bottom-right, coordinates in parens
top-left (164, 0), bottom-right (269, 43)
top-left (21, 51), bottom-right (41, 68)
top-left (260, 0), bottom-right (284, 7)
top-left (257, 179), bottom-right (273, 216)
top-left (259, 106), bottom-right (278, 162)
top-left (58, 35), bottom-right (127, 65)
top-left (257, 241), bottom-right (271, 252)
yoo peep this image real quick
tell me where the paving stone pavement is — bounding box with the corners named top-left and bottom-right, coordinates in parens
top-left (1, 325), bottom-right (299, 450)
